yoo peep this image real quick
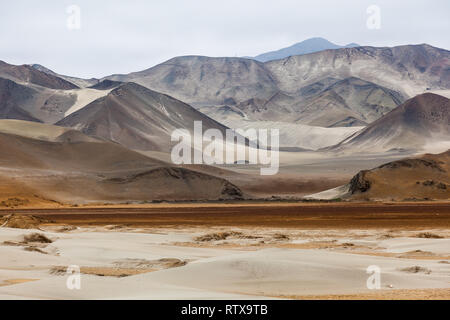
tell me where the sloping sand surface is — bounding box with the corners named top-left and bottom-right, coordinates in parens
top-left (64, 88), bottom-right (112, 116)
top-left (0, 226), bottom-right (448, 299)
top-left (217, 119), bottom-right (363, 150)
top-left (379, 238), bottom-right (450, 255)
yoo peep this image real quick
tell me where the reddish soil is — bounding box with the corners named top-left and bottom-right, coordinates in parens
top-left (1, 202), bottom-right (449, 229)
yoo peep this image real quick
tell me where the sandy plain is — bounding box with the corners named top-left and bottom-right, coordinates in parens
top-left (0, 202), bottom-right (449, 300)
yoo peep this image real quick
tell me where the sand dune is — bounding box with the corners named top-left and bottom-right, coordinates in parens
top-left (64, 88), bottom-right (112, 117)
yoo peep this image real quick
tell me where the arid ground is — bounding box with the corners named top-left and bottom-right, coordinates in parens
top-left (0, 202), bottom-right (449, 300)
top-left (3, 202), bottom-right (450, 229)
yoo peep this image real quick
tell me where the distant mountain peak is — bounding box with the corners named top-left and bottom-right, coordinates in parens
top-left (251, 37), bottom-right (360, 62)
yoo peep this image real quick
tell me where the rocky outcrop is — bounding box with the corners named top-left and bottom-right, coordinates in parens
top-left (349, 171), bottom-right (371, 194)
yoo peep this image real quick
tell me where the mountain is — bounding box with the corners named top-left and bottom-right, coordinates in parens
top-left (265, 44), bottom-right (450, 98)
top-left (0, 78), bottom-right (42, 122)
top-left (0, 76), bottom-right (82, 124)
top-left (2, 44), bottom-right (445, 128)
top-left (104, 44), bottom-right (449, 127)
top-left (330, 93), bottom-right (450, 153)
top-left (251, 37), bottom-right (359, 62)
top-left (292, 77), bottom-right (405, 127)
top-left (214, 77), bottom-right (404, 127)
top-left (0, 61), bottom-right (78, 90)
top-left (0, 119), bottom-right (243, 204)
top-left (30, 64), bottom-right (99, 88)
top-left (56, 82), bottom-right (233, 152)
top-left (0, 63), bottom-right (116, 124)
top-left (0, 76), bottom-right (83, 124)
top-left (105, 56), bottom-right (279, 107)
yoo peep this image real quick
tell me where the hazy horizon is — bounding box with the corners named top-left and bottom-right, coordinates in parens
top-left (1, 0), bottom-right (449, 78)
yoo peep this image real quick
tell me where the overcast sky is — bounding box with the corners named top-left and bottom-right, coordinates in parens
top-left (1, 0), bottom-right (448, 78)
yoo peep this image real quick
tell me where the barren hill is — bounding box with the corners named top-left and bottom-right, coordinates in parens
top-left (0, 61), bottom-right (78, 90)
top-left (0, 120), bottom-right (243, 204)
top-left (30, 64), bottom-right (98, 88)
top-left (106, 56), bottom-right (279, 107)
top-left (56, 82), bottom-right (233, 152)
top-left (266, 44), bottom-right (450, 98)
top-left (348, 150), bottom-right (450, 201)
top-left (0, 78), bottom-right (42, 122)
top-left (331, 93), bottom-right (450, 153)
top-left (219, 77), bottom-right (404, 127)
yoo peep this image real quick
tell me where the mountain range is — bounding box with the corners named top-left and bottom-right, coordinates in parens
top-left (101, 44), bottom-right (449, 130)
top-left (200, 76), bottom-right (405, 128)
top-left (0, 39), bottom-right (448, 203)
top-left (0, 42), bottom-right (447, 150)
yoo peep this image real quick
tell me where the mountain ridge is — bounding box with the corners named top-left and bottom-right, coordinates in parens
top-left (103, 44), bottom-right (449, 127)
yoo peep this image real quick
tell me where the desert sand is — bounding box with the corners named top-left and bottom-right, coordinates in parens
top-left (0, 203), bottom-right (449, 300)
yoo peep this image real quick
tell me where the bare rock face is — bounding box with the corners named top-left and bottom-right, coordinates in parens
top-left (220, 182), bottom-right (244, 200)
top-left (420, 180), bottom-right (447, 189)
top-left (349, 171), bottom-right (371, 194)
top-left (0, 214), bottom-right (52, 229)
top-left (379, 158), bottom-right (446, 172)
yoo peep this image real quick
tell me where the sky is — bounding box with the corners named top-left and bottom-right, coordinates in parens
top-left (0, 0), bottom-right (449, 78)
